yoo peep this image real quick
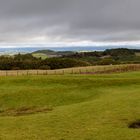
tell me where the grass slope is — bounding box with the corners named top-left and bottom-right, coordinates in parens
top-left (0, 72), bottom-right (139, 139)
top-left (32, 53), bottom-right (48, 59)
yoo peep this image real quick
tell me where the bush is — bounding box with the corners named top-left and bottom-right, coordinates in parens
top-left (98, 58), bottom-right (118, 65)
top-left (39, 65), bottom-right (50, 70)
top-left (43, 58), bottom-right (90, 69)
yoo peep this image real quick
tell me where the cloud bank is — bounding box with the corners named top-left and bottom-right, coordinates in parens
top-left (0, 0), bottom-right (140, 47)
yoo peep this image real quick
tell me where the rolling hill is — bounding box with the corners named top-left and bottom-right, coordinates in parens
top-left (0, 72), bottom-right (139, 139)
top-left (32, 49), bottom-right (75, 59)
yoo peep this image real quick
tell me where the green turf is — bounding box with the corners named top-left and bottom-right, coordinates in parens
top-left (0, 72), bottom-right (140, 139)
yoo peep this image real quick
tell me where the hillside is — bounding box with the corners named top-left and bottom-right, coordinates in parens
top-left (0, 72), bottom-right (139, 139)
top-left (0, 48), bottom-right (140, 70)
top-left (32, 48), bottom-right (140, 64)
top-left (32, 49), bottom-right (75, 58)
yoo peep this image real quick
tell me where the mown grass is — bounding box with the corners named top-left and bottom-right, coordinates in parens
top-left (0, 72), bottom-right (139, 139)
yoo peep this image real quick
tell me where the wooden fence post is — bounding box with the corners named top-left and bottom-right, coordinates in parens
top-left (79, 69), bottom-right (81, 74)
top-left (72, 69), bottom-right (74, 74)
top-left (6, 71), bottom-right (8, 76)
top-left (86, 68), bottom-right (88, 73)
top-left (46, 70), bottom-right (48, 75)
top-left (92, 68), bottom-right (94, 73)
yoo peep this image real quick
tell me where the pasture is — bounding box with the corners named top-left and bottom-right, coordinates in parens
top-left (32, 53), bottom-right (48, 59)
top-left (0, 71), bottom-right (139, 139)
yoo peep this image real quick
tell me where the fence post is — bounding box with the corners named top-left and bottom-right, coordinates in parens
top-left (6, 71), bottom-right (8, 76)
top-left (103, 66), bottom-right (106, 73)
top-left (71, 69), bottom-right (74, 74)
top-left (79, 69), bottom-right (81, 74)
top-left (86, 68), bottom-right (88, 73)
top-left (92, 68), bottom-right (94, 73)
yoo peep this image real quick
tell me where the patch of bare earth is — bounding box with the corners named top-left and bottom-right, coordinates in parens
top-left (0, 106), bottom-right (53, 116)
top-left (129, 120), bottom-right (140, 129)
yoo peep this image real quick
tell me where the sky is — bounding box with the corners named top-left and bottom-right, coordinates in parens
top-left (0, 0), bottom-right (140, 48)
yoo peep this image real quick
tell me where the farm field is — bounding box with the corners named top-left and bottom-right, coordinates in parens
top-left (0, 72), bottom-right (139, 139)
top-left (32, 53), bottom-right (48, 59)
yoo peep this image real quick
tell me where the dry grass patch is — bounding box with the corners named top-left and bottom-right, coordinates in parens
top-left (0, 106), bottom-right (53, 116)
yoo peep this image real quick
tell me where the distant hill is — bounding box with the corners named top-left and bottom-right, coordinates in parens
top-left (131, 49), bottom-right (140, 53)
top-left (32, 49), bottom-right (76, 59)
top-left (33, 50), bottom-right (56, 55)
top-left (31, 48), bottom-right (140, 64)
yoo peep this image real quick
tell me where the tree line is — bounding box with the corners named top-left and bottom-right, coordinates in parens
top-left (0, 54), bottom-right (90, 70)
top-left (0, 48), bottom-right (139, 70)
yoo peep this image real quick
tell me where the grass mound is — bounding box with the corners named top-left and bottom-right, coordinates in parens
top-left (0, 72), bottom-right (139, 139)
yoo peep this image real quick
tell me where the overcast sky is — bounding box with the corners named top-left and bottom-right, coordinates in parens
top-left (0, 0), bottom-right (140, 47)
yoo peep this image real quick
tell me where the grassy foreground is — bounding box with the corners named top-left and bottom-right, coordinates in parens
top-left (0, 72), bottom-right (140, 139)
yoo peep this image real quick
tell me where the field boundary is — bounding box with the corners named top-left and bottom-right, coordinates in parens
top-left (0, 64), bottom-right (140, 76)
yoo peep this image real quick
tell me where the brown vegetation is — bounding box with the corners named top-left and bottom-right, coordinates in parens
top-left (0, 106), bottom-right (53, 116)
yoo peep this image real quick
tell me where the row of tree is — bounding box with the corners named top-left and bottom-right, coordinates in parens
top-left (0, 54), bottom-right (90, 70)
top-left (63, 48), bottom-right (135, 58)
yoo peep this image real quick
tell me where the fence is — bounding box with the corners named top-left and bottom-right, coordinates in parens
top-left (0, 64), bottom-right (140, 76)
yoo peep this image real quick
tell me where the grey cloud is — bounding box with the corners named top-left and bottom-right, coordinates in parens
top-left (0, 0), bottom-right (140, 43)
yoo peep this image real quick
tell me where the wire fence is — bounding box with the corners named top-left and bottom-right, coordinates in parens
top-left (0, 64), bottom-right (140, 76)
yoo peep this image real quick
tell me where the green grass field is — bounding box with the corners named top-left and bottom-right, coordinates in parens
top-left (0, 72), bottom-right (140, 139)
top-left (32, 53), bottom-right (48, 59)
